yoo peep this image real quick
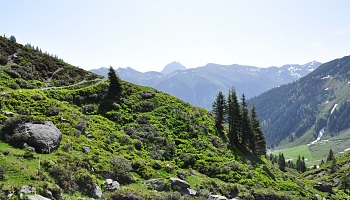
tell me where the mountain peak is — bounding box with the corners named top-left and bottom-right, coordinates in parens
top-left (161, 61), bottom-right (186, 74)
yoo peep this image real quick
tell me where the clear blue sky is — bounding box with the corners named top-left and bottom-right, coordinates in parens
top-left (2, 0), bottom-right (350, 72)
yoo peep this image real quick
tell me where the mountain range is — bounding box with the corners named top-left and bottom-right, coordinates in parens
top-left (249, 55), bottom-right (350, 149)
top-left (91, 61), bottom-right (321, 110)
top-left (1, 35), bottom-right (350, 199)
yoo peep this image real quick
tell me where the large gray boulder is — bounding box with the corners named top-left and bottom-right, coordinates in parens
top-left (169, 177), bottom-right (190, 191)
top-left (13, 121), bottom-right (62, 153)
top-left (91, 183), bottom-right (102, 199)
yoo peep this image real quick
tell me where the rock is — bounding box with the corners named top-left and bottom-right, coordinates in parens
top-left (181, 188), bottom-right (197, 196)
top-left (169, 177), bottom-right (190, 191)
top-left (82, 146), bottom-right (91, 153)
top-left (27, 146), bottom-right (36, 152)
top-left (91, 183), bottom-right (102, 199)
top-left (41, 189), bottom-right (53, 199)
top-left (105, 178), bottom-right (113, 185)
top-left (4, 111), bottom-right (14, 117)
top-left (25, 194), bottom-right (51, 200)
top-left (86, 132), bottom-right (93, 138)
top-left (313, 182), bottom-right (333, 194)
top-left (13, 121), bottom-right (62, 153)
top-left (146, 178), bottom-right (168, 191)
top-left (208, 194), bottom-right (228, 200)
top-left (20, 185), bottom-right (36, 194)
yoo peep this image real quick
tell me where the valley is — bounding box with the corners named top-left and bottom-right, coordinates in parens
top-left (1, 36), bottom-right (350, 199)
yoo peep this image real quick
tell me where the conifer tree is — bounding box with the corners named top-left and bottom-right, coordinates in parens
top-left (227, 88), bottom-right (241, 146)
top-left (107, 66), bottom-right (122, 99)
top-left (326, 148), bottom-right (334, 162)
top-left (250, 106), bottom-right (266, 155)
top-left (212, 91), bottom-right (226, 134)
top-left (278, 153), bottom-right (286, 171)
top-left (240, 94), bottom-right (250, 147)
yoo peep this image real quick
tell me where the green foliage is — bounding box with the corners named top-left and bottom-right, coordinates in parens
top-left (0, 35), bottom-right (348, 199)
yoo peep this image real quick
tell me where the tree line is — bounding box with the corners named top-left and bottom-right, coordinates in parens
top-left (212, 88), bottom-right (266, 156)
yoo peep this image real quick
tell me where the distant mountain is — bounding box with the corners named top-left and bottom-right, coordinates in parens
top-left (91, 61), bottom-right (321, 110)
top-left (161, 61), bottom-right (186, 74)
top-left (249, 55), bottom-right (350, 149)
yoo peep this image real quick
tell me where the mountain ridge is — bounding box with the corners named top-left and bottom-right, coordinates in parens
top-left (91, 61), bottom-right (321, 110)
top-left (249, 55), bottom-right (350, 149)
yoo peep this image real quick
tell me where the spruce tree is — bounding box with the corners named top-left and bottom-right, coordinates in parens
top-left (326, 148), bottom-right (334, 162)
top-left (212, 91), bottom-right (226, 134)
top-left (107, 66), bottom-right (122, 99)
top-left (227, 88), bottom-right (241, 147)
top-left (250, 106), bottom-right (266, 155)
top-left (278, 153), bottom-right (286, 171)
top-left (240, 94), bottom-right (250, 147)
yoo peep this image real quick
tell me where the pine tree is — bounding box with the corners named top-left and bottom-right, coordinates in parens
top-left (278, 153), bottom-right (286, 171)
top-left (212, 91), bottom-right (226, 134)
top-left (326, 148), bottom-right (334, 162)
top-left (240, 94), bottom-right (250, 147)
top-left (226, 88), bottom-right (241, 146)
top-left (9, 35), bottom-right (16, 42)
top-left (107, 66), bottom-right (122, 99)
top-left (250, 106), bottom-right (266, 155)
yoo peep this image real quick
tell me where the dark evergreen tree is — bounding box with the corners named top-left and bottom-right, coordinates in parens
top-left (107, 66), bottom-right (122, 99)
top-left (9, 35), bottom-right (16, 42)
top-left (227, 88), bottom-right (241, 147)
top-left (250, 106), bottom-right (266, 155)
top-left (326, 148), bottom-right (334, 162)
top-left (320, 159), bottom-right (325, 166)
top-left (240, 94), bottom-right (250, 147)
top-left (278, 153), bottom-right (286, 171)
top-left (212, 91), bottom-right (226, 134)
top-left (296, 155), bottom-right (307, 173)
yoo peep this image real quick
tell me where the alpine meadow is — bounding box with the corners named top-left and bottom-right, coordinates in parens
top-left (1, 33), bottom-right (350, 200)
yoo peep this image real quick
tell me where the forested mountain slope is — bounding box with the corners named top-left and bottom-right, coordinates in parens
top-left (249, 55), bottom-right (350, 149)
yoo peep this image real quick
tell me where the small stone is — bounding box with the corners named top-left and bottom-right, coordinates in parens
top-left (82, 146), bottom-right (91, 153)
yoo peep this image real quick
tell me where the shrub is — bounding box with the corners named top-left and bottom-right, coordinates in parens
top-left (82, 104), bottom-right (96, 114)
top-left (46, 107), bottom-right (60, 116)
top-left (110, 156), bottom-right (134, 184)
top-left (76, 120), bottom-right (86, 133)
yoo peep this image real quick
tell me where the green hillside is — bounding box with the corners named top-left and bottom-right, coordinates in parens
top-left (249, 55), bottom-right (350, 150)
top-left (0, 36), bottom-right (348, 199)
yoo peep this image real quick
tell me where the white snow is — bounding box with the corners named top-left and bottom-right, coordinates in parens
top-left (322, 75), bottom-right (332, 79)
top-left (331, 104), bottom-right (338, 114)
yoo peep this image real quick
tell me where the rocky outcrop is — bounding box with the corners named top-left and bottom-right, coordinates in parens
top-left (169, 177), bottom-right (196, 196)
top-left (169, 177), bottom-right (190, 191)
top-left (103, 179), bottom-right (120, 191)
top-left (91, 183), bottom-right (102, 199)
top-left (313, 182), bottom-right (333, 194)
top-left (11, 121), bottom-right (62, 153)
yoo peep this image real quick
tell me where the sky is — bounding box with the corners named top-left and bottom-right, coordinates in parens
top-left (1, 0), bottom-right (350, 72)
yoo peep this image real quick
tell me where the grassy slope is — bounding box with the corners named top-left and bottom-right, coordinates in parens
top-left (0, 36), bottom-right (346, 199)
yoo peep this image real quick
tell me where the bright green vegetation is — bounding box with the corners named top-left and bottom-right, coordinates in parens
top-left (0, 36), bottom-right (349, 199)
